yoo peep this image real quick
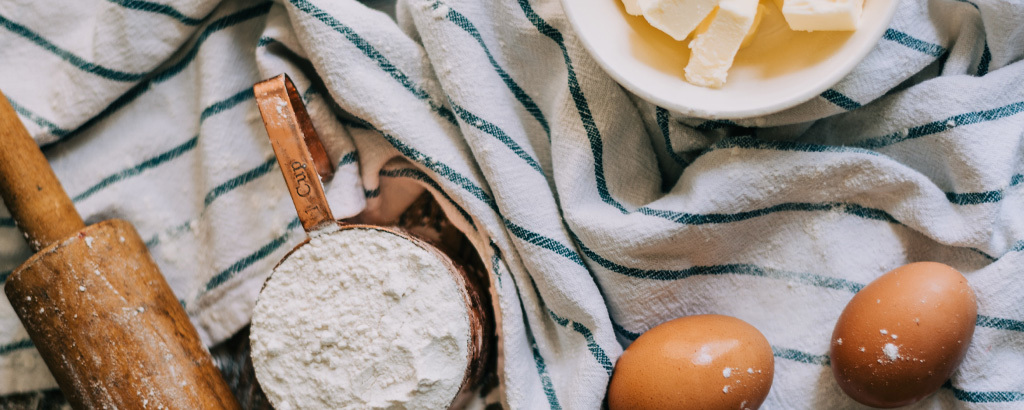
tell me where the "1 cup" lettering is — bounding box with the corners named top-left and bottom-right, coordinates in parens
top-left (291, 161), bottom-right (311, 197)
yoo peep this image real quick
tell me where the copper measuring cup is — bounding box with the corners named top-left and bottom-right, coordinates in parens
top-left (249, 74), bottom-right (490, 408)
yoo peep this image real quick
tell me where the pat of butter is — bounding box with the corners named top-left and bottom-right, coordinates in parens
top-left (641, 0), bottom-right (721, 41)
top-left (685, 0), bottom-right (760, 88)
top-left (622, 0), bottom-right (643, 15)
top-left (778, 0), bottom-right (863, 31)
top-left (694, 2), bottom-right (766, 49)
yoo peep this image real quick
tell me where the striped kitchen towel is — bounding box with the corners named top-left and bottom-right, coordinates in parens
top-left (1, 0), bottom-right (1022, 408)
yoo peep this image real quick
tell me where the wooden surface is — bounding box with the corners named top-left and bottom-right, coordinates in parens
top-left (5, 220), bottom-right (241, 410)
top-left (0, 90), bottom-right (84, 252)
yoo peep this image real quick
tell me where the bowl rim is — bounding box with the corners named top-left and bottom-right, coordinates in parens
top-left (559, 0), bottom-right (901, 119)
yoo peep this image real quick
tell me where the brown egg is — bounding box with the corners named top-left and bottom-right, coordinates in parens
top-left (608, 315), bottom-right (774, 410)
top-left (830, 262), bottom-right (977, 408)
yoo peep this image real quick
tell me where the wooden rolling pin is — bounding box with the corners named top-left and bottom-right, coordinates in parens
top-left (0, 90), bottom-right (240, 410)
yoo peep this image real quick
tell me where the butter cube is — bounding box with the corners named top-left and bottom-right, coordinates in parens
top-left (641, 0), bottom-right (721, 41)
top-left (685, 0), bottom-right (760, 88)
top-left (781, 0), bottom-right (863, 31)
top-left (623, 0), bottom-right (643, 15)
top-left (743, 3), bottom-right (767, 48)
top-left (694, 2), bottom-right (766, 49)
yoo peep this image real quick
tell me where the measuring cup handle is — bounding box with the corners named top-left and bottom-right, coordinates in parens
top-left (254, 74), bottom-right (336, 233)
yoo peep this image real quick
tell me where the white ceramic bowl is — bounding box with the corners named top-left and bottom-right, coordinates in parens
top-left (560, 0), bottom-right (899, 119)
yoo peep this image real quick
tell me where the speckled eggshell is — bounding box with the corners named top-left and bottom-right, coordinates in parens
top-left (608, 315), bottom-right (774, 410)
top-left (829, 262), bottom-right (977, 408)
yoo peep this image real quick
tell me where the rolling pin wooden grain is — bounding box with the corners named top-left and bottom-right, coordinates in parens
top-left (0, 90), bottom-right (240, 410)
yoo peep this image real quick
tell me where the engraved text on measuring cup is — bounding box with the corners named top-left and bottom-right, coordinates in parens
top-left (292, 161), bottom-right (311, 197)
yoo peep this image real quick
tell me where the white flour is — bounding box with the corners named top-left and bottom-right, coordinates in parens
top-left (883, 343), bottom-right (900, 361)
top-left (251, 228), bottom-right (470, 409)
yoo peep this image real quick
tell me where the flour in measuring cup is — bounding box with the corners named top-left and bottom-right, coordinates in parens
top-left (251, 228), bottom-right (470, 409)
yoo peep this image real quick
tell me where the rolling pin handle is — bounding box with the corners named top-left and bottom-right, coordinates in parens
top-left (0, 90), bottom-right (85, 251)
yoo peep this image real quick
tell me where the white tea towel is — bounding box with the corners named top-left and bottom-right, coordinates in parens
top-left (1, 0), bottom-right (1022, 408)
